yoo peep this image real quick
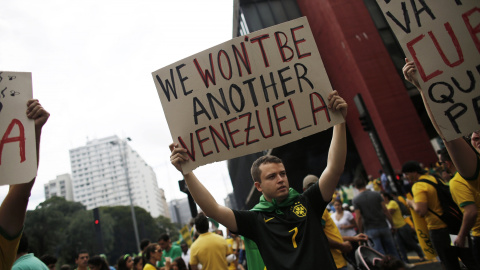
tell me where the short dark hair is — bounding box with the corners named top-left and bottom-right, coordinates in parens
top-left (60, 264), bottom-right (72, 270)
top-left (140, 239), bottom-right (151, 251)
top-left (87, 255), bottom-right (109, 270)
top-left (76, 250), bottom-right (89, 259)
top-left (401, 160), bottom-right (425, 174)
top-left (195, 212), bottom-right (209, 234)
top-left (333, 199), bottom-right (342, 205)
top-left (40, 254), bottom-right (57, 266)
top-left (17, 234), bottom-right (29, 254)
top-left (158, 234), bottom-right (170, 242)
top-left (438, 148), bottom-right (451, 162)
top-left (250, 155), bottom-right (283, 183)
top-left (353, 178), bottom-right (366, 189)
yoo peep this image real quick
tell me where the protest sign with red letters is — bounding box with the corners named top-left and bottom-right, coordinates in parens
top-left (152, 17), bottom-right (344, 173)
top-left (376, 0), bottom-right (480, 141)
top-left (0, 72), bottom-right (36, 185)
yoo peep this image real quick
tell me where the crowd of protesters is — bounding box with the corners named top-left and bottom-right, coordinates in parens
top-left (11, 221), bottom-right (245, 270)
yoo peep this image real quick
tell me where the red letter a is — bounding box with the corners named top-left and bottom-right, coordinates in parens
top-left (0, 119), bottom-right (26, 165)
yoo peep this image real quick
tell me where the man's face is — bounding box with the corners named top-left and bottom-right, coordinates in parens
top-left (438, 158), bottom-right (453, 174)
top-left (76, 253), bottom-right (89, 267)
top-left (471, 131), bottom-right (480, 153)
top-left (158, 239), bottom-right (170, 251)
top-left (181, 244), bottom-right (188, 253)
top-left (254, 162), bottom-right (289, 202)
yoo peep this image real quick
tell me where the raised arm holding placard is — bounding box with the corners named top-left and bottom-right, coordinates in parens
top-left (0, 99), bottom-right (49, 270)
top-left (169, 91), bottom-right (347, 270)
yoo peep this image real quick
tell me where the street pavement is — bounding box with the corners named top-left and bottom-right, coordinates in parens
top-left (407, 255), bottom-right (441, 270)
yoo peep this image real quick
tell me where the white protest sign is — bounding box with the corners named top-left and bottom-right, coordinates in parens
top-left (0, 72), bottom-right (36, 185)
top-left (375, 0), bottom-right (480, 141)
top-left (152, 17), bottom-right (344, 173)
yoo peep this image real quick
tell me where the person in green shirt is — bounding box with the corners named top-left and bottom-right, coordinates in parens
top-left (157, 234), bottom-right (182, 268)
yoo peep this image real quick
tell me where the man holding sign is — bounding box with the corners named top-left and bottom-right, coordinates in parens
top-left (0, 99), bottom-right (49, 269)
top-left (404, 59), bottom-right (480, 269)
top-left (170, 90), bottom-right (347, 270)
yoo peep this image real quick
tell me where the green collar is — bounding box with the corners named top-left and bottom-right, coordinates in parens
top-left (251, 188), bottom-right (300, 215)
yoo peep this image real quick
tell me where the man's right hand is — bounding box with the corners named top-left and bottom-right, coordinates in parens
top-left (27, 99), bottom-right (49, 130)
top-left (169, 143), bottom-right (189, 174)
top-left (352, 233), bottom-right (368, 242)
top-left (402, 58), bottom-right (420, 89)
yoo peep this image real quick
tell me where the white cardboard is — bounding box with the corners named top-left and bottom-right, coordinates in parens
top-left (152, 17), bottom-right (344, 173)
top-left (376, 0), bottom-right (480, 141)
top-left (0, 71), bottom-right (36, 185)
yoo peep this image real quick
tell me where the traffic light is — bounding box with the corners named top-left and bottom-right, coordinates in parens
top-left (93, 207), bottom-right (101, 228)
top-left (359, 114), bottom-right (372, 132)
top-left (92, 207), bottom-right (105, 254)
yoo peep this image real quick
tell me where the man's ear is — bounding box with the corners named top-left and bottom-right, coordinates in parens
top-left (254, 181), bottom-right (262, 192)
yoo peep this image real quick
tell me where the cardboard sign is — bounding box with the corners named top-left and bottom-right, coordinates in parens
top-left (152, 17), bottom-right (344, 173)
top-left (0, 72), bottom-right (36, 185)
top-left (376, 0), bottom-right (480, 141)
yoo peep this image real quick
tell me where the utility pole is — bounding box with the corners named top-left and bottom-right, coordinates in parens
top-left (110, 137), bottom-right (141, 252)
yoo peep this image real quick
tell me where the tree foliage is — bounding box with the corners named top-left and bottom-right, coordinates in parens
top-left (23, 197), bottom-right (178, 267)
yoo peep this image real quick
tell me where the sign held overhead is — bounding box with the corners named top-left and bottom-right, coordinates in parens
top-left (152, 17), bottom-right (344, 173)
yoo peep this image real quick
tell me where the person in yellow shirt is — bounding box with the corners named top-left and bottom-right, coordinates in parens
top-left (322, 210), bottom-right (368, 270)
top-left (438, 148), bottom-right (480, 266)
top-left (143, 243), bottom-right (163, 270)
top-left (403, 161), bottom-right (478, 270)
top-left (382, 192), bottom-right (425, 265)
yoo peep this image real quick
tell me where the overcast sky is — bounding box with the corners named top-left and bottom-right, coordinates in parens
top-left (0, 0), bottom-right (235, 210)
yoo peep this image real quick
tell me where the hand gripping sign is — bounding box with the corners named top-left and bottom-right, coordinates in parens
top-left (152, 17), bottom-right (344, 174)
top-left (376, 0), bottom-right (480, 141)
top-left (0, 72), bottom-right (36, 185)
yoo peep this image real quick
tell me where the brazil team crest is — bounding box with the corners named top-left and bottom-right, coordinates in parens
top-left (292, 202), bottom-right (307, 217)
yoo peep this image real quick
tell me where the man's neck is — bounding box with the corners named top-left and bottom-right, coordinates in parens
top-left (77, 266), bottom-right (88, 270)
top-left (357, 187), bottom-right (366, 193)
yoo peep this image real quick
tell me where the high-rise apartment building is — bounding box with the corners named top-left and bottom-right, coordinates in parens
top-left (169, 197), bottom-right (193, 226)
top-left (70, 135), bottom-right (169, 218)
top-left (44, 173), bottom-right (74, 201)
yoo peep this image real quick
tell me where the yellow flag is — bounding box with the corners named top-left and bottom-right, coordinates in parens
top-left (406, 193), bottom-right (437, 260)
top-left (180, 225), bottom-right (193, 246)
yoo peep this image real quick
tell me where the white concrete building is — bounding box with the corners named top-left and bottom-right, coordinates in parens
top-left (44, 173), bottom-right (74, 201)
top-left (169, 197), bottom-right (193, 226)
top-left (70, 135), bottom-right (169, 218)
top-left (159, 188), bottom-right (171, 219)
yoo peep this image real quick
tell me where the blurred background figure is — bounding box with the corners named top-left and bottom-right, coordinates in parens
top-left (88, 255), bottom-right (110, 270)
top-left (117, 254), bottom-right (134, 270)
top-left (40, 254), bottom-right (57, 270)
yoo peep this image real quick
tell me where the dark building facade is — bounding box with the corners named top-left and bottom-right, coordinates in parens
top-left (229, 0), bottom-right (437, 209)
